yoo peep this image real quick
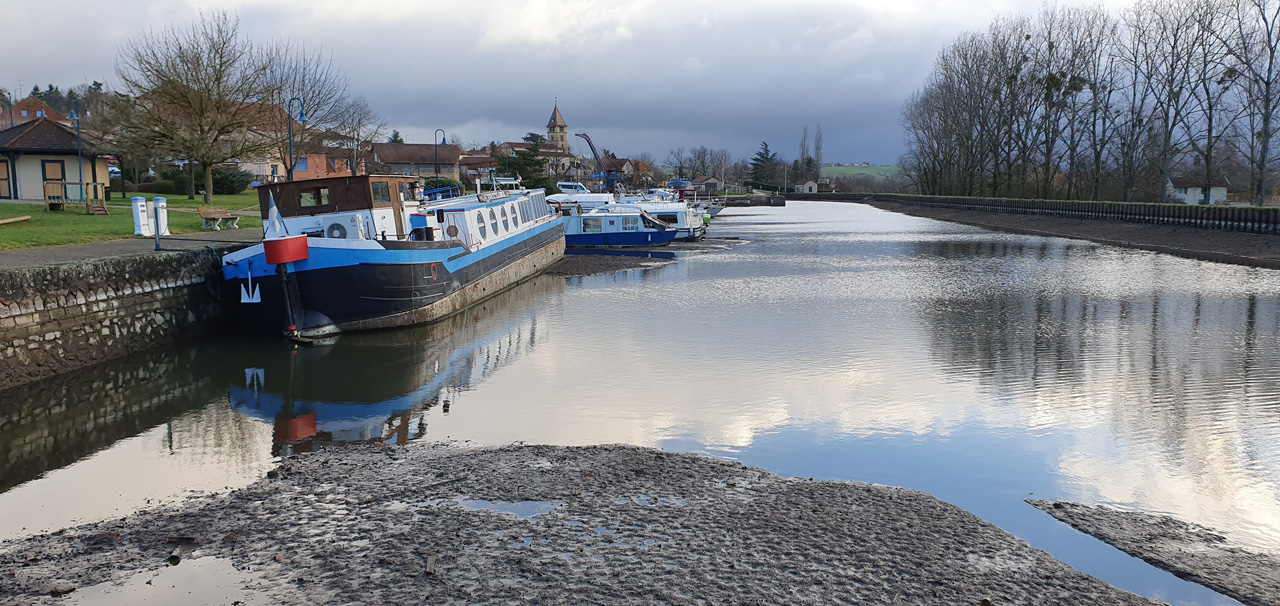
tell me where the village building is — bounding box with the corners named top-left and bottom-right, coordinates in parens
top-left (1167, 176), bottom-right (1230, 205)
top-left (3, 97), bottom-right (69, 129)
top-left (0, 118), bottom-right (109, 201)
top-left (792, 178), bottom-right (819, 194)
top-left (692, 175), bottom-right (722, 194)
top-left (369, 143), bottom-right (465, 181)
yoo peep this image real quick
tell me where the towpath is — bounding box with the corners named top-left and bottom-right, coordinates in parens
top-left (0, 229), bottom-right (260, 270)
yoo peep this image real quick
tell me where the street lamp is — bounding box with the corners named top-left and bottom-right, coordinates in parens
top-left (434, 128), bottom-right (445, 182)
top-left (68, 101), bottom-right (84, 203)
top-left (286, 97), bottom-right (307, 181)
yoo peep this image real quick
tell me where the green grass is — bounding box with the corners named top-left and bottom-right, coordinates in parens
top-left (121, 191), bottom-right (261, 211)
top-left (0, 203), bottom-right (262, 250)
top-left (822, 165), bottom-right (901, 179)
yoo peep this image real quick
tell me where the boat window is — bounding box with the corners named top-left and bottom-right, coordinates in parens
top-left (622, 216), bottom-right (639, 231)
top-left (372, 181), bottom-right (392, 203)
top-left (398, 182), bottom-right (413, 202)
top-left (300, 191), bottom-right (317, 207)
top-left (583, 218), bottom-right (603, 233)
top-left (490, 209), bottom-right (499, 234)
top-left (658, 214), bottom-right (680, 225)
top-left (501, 207), bottom-right (510, 231)
top-left (509, 204), bottom-right (520, 227)
top-left (476, 212), bottom-right (486, 239)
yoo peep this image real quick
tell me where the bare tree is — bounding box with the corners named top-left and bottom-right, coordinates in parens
top-left (666, 147), bottom-right (688, 179)
top-left (813, 124), bottom-right (824, 180)
top-left (338, 96), bottom-right (384, 176)
top-left (264, 42), bottom-right (349, 181)
top-left (115, 11), bottom-right (278, 204)
top-left (1222, 0), bottom-right (1280, 203)
top-left (1183, 0), bottom-right (1240, 204)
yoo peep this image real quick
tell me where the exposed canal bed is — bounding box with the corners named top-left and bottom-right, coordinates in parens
top-left (3, 201), bottom-right (1279, 604)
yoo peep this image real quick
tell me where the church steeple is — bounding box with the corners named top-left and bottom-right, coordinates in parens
top-left (547, 100), bottom-right (568, 152)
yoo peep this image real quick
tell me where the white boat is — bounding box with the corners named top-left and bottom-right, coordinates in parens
top-left (553, 182), bottom-right (706, 241)
top-left (558, 203), bottom-right (678, 247)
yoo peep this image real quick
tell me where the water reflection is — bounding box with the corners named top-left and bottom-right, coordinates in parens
top-left (228, 276), bottom-right (560, 456)
top-left (3, 202), bottom-right (1279, 606)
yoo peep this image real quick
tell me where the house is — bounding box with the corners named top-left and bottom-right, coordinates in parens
top-left (793, 179), bottom-right (818, 194)
top-left (0, 118), bottom-right (109, 201)
top-left (691, 175), bottom-right (722, 193)
top-left (4, 97), bottom-right (69, 129)
top-left (1167, 176), bottom-right (1229, 205)
top-left (369, 143), bottom-right (463, 180)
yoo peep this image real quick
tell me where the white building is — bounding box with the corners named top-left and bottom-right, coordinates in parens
top-left (1167, 176), bottom-right (1229, 205)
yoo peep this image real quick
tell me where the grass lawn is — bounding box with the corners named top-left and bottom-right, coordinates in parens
top-left (822, 165), bottom-right (901, 179)
top-left (119, 191), bottom-right (261, 211)
top-left (0, 203), bottom-right (262, 250)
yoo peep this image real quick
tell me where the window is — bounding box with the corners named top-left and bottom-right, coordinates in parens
top-left (42, 160), bottom-right (64, 181)
top-left (658, 214), bottom-right (679, 225)
top-left (372, 181), bottom-right (391, 203)
top-left (301, 191), bottom-right (317, 207)
top-left (20, 110), bottom-right (27, 117)
top-left (501, 207), bottom-right (509, 231)
top-left (319, 187), bottom-right (330, 205)
top-left (622, 216), bottom-right (639, 231)
top-left (295, 158), bottom-right (309, 172)
top-left (398, 182), bottom-right (413, 202)
top-left (583, 218), bottom-right (602, 233)
top-left (476, 212), bottom-right (486, 239)
top-left (510, 204), bottom-right (520, 227)
top-left (271, 165), bottom-right (278, 176)
top-left (489, 209), bottom-right (499, 234)
top-left (36, 110), bottom-right (44, 118)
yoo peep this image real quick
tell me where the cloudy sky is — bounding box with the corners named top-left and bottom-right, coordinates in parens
top-left (4, 0), bottom-right (1128, 165)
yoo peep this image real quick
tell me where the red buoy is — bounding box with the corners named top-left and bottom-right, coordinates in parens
top-left (264, 234), bottom-right (309, 264)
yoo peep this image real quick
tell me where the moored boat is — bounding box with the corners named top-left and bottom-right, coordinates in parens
top-left (557, 202), bottom-right (678, 247)
top-left (220, 175), bottom-right (564, 340)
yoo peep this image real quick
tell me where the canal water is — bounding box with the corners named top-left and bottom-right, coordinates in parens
top-left (3, 201), bottom-right (1278, 605)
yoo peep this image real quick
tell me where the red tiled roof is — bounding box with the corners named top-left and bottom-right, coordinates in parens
top-left (370, 143), bottom-right (462, 165)
top-left (7, 97), bottom-right (68, 125)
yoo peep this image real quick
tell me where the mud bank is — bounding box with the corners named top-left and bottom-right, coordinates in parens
top-left (0, 444), bottom-right (1158, 605)
top-left (1030, 500), bottom-right (1278, 606)
top-left (863, 199), bottom-right (1280, 269)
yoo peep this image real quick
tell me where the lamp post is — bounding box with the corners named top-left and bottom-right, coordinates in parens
top-left (434, 128), bottom-right (445, 183)
top-left (286, 97), bottom-right (307, 181)
top-left (68, 101), bottom-right (83, 203)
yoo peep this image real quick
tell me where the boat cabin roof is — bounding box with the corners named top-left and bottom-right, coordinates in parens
top-left (255, 175), bottom-right (419, 219)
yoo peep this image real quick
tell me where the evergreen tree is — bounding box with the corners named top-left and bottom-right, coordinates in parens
top-left (387, 130), bottom-right (405, 143)
top-left (749, 141), bottom-right (779, 186)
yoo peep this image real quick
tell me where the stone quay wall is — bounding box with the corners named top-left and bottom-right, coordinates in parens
top-left (0, 249), bottom-right (226, 392)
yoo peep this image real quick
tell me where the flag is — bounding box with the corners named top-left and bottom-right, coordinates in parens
top-left (516, 173), bottom-right (523, 185)
top-left (264, 191), bottom-right (289, 238)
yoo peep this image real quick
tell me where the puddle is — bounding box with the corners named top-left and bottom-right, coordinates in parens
top-left (455, 499), bottom-right (560, 520)
top-left (67, 557), bottom-right (265, 606)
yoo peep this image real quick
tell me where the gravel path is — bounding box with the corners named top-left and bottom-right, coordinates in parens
top-left (1029, 500), bottom-right (1278, 606)
top-left (0, 444), bottom-right (1159, 605)
top-left (863, 199), bottom-right (1280, 269)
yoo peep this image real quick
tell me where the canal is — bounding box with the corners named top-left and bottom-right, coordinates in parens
top-left (3, 201), bottom-right (1278, 605)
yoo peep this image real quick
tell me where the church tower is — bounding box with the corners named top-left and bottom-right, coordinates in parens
top-left (546, 102), bottom-right (568, 152)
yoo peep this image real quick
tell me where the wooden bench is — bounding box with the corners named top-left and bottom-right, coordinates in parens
top-left (199, 206), bottom-right (240, 231)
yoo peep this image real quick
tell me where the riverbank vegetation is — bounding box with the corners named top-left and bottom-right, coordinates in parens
top-left (900, 0), bottom-right (1280, 205)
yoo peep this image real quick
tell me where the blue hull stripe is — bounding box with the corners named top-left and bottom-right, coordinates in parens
top-left (223, 219), bottom-right (560, 281)
top-left (566, 230), bottom-right (678, 247)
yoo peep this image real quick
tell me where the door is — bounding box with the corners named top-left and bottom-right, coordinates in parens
top-left (0, 159), bottom-right (9, 199)
top-left (42, 160), bottom-right (65, 200)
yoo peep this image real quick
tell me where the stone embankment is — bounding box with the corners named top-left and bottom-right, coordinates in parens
top-left (0, 443), bottom-right (1160, 605)
top-left (795, 194), bottom-right (1280, 269)
top-left (0, 249), bottom-right (227, 392)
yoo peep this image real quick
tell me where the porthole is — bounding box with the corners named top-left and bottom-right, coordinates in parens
top-left (476, 212), bottom-right (486, 239)
top-left (489, 209), bottom-right (499, 234)
top-left (501, 207), bottom-right (510, 231)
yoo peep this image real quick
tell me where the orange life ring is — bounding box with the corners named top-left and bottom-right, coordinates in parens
top-left (430, 263), bottom-right (438, 281)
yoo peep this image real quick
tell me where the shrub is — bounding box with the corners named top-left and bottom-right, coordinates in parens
top-left (419, 176), bottom-right (463, 192)
top-left (211, 167), bottom-right (254, 195)
top-left (150, 180), bottom-right (176, 195)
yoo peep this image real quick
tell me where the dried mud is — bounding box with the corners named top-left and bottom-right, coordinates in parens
top-left (1030, 500), bottom-right (1279, 606)
top-left (0, 444), bottom-right (1159, 605)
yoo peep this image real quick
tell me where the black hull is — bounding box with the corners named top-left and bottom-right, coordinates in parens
top-left (222, 225), bottom-right (564, 335)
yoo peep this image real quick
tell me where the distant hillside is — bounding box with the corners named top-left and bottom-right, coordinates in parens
top-left (822, 165), bottom-right (901, 179)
